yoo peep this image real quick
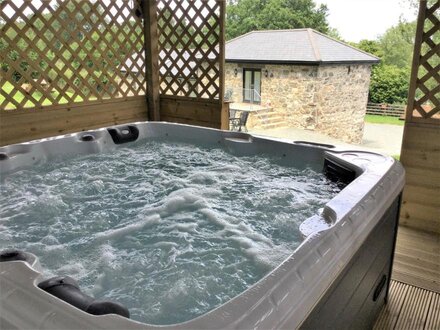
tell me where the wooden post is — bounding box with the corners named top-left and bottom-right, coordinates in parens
top-left (404, 0), bottom-right (426, 124)
top-left (219, 0), bottom-right (228, 129)
top-left (142, 0), bottom-right (160, 121)
top-left (218, 0), bottom-right (226, 105)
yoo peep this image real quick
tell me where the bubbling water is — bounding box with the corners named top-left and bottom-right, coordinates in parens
top-left (0, 140), bottom-right (340, 324)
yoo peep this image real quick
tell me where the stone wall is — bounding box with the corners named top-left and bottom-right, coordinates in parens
top-left (316, 65), bottom-right (372, 144)
top-left (262, 64), bottom-right (319, 129)
top-left (224, 62), bottom-right (372, 143)
top-left (224, 63), bottom-right (242, 98)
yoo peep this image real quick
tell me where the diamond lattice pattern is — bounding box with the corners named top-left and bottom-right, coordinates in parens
top-left (157, 0), bottom-right (221, 99)
top-left (412, 1), bottom-right (440, 120)
top-left (0, 0), bottom-right (146, 110)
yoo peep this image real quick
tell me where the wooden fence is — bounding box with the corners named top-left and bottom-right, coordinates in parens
top-left (366, 103), bottom-right (406, 117)
top-left (0, 0), bottom-right (228, 146)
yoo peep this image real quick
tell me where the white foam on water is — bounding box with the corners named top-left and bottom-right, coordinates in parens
top-left (0, 140), bottom-right (341, 325)
top-left (94, 215), bottom-right (161, 243)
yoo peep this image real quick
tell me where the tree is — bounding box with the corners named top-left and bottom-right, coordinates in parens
top-left (379, 21), bottom-right (416, 68)
top-left (369, 65), bottom-right (410, 104)
top-left (352, 20), bottom-right (418, 105)
top-left (327, 27), bottom-right (343, 41)
top-left (226, 0), bottom-right (331, 40)
top-left (353, 39), bottom-right (383, 59)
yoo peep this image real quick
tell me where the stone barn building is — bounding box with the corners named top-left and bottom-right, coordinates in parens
top-left (225, 29), bottom-right (379, 143)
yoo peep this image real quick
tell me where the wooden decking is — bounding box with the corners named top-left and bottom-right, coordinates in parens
top-left (373, 225), bottom-right (440, 329)
top-left (374, 281), bottom-right (440, 329)
top-left (392, 226), bottom-right (439, 293)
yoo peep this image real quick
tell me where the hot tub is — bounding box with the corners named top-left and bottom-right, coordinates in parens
top-left (0, 122), bottom-right (404, 329)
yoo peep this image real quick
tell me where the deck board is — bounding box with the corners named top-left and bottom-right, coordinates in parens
top-left (425, 293), bottom-right (440, 330)
top-left (374, 225), bottom-right (440, 329)
top-left (391, 226), bottom-right (440, 293)
top-left (374, 281), bottom-right (440, 329)
top-left (373, 281), bottom-right (409, 329)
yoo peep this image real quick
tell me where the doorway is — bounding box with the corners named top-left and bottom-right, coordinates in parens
top-left (243, 68), bottom-right (261, 103)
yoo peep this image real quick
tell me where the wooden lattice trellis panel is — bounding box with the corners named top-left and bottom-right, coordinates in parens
top-left (0, 0), bottom-right (146, 111)
top-left (156, 0), bottom-right (223, 100)
top-left (406, 0), bottom-right (440, 123)
top-left (400, 0), bottom-right (440, 235)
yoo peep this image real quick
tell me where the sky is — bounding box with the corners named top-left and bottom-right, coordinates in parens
top-left (315, 0), bottom-right (417, 42)
top-left (2, 0), bottom-right (417, 42)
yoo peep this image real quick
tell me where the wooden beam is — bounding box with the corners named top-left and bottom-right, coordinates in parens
top-left (404, 0), bottom-right (426, 124)
top-left (142, 0), bottom-right (161, 121)
top-left (220, 102), bottom-right (230, 130)
top-left (219, 0), bottom-right (228, 130)
top-left (218, 0), bottom-right (226, 105)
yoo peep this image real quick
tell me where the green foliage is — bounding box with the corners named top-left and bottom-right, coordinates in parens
top-left (369, 65), bottom-right (410, 104)
top-left (326, 27), bottom-right (343, 41)
top-left (354, 39), bottom-right (383, 59)
top-left (226, 0), bottom-right (330, 40)
top-left (379, 21), bottom-right (416, 68)
top-left (352, 20), bottom-right (418, 105)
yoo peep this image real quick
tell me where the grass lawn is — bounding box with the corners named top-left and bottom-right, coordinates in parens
top-left (364, 114), bottom-right (405, 126)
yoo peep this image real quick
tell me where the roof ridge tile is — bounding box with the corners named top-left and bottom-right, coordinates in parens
top-left (307, 29), bottom-right (321, 62)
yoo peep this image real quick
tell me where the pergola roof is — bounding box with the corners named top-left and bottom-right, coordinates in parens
top-left (225, 29), bottom-right (380, 65)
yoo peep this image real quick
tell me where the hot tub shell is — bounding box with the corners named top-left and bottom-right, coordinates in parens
top-left (0, 122), bottom-right (404, 329)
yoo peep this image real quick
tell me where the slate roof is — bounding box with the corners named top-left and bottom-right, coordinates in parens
top-left (226, 29), bottom-right (380, 64)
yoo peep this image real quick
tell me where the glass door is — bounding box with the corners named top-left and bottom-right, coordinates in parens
top-left (243, 69), bottom-right (261, 103)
